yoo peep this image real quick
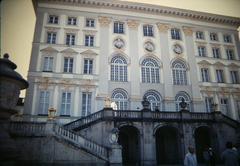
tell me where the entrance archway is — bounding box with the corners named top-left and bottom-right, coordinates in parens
top-left (118, 125), bottom-right (140, 165)
top-left (155, 126), bottom-right (181, 164)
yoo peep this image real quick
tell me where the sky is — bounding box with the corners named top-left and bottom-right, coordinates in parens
top-left (1, 0), bottom-right (240, 97)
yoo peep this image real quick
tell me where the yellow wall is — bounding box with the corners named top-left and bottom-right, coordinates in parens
top-left (1, 0), bottom-right (240, 97)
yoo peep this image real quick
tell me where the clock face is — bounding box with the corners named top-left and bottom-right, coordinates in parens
top-left (173, 44), bottom-right (183, 54)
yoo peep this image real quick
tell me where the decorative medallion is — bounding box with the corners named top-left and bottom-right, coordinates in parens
top-left (173, 44), bottom-right (183, 54)
top-left (144, 42), bottom-right (155, 52)
top-left (113, 38), bottom-right (125, 49)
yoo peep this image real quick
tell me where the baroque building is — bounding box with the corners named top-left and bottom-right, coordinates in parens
top-left (16, 0), bottom-right (240, 165)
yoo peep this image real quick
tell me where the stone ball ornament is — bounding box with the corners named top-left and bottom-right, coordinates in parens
top-left (173, 44), bottom-right (183, 54)
top-left (144, 42), bottom-right (155, 52)
top-left (113, 38), bottom-right (125, 49)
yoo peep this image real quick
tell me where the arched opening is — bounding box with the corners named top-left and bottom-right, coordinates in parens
top-left (194, 126), bottom-right (217, 163)
top-left (155, 126), bottom-right (181, 164)
top-left (118, 126), bottom-right (140, 165)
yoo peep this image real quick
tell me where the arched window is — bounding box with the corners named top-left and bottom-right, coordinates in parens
top-left (112, 89), bottom-right (128, 110)
top-left (111, 56), bottom-right (127, 82)
top-left (141, 58), bottom-right (160, 83)
top-left (172, 60), bottom-right (187, 85)
top-left (144, 90), bottom-right (162, 111)
top-left (175, 91), bottom-right (191, 111)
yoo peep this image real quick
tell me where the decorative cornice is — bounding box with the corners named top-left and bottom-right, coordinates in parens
top-left (156, 23), bottom-right (170, 33)
top-left (98, 16), bottom-right (111, 27)
top-left (182, 26), bottom-right (193, 36)
top-left (38, 0), bottom-right (240, 27)
top-left (127, 20), bottom-right (139, 29)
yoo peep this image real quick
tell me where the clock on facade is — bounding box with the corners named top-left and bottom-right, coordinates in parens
top-left (173, 44), bottom-right (183, 54)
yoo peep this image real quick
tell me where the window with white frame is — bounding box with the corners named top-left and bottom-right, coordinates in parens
top-left (67, 17), bottom-right (77, 25)
top-left (230, 71), bottom-right (239, 84)
top-left (216, 69), bottom-right (224, 83)
top-left (86, 18), bottom-right (95, 27)
top-left (60, 92), bottom-right (71, 116)
top-left (175, 92), bottom-right (191, 111)
top-left (171, 28), bottom-right (181, 40)
top-left (110, 56), bottom-right (127, 82)
top-left (205, 97), bottom-right (214, 112)
top-left (223, 34), bottom-right (232, 43)
top-left (43, 57), bottom-right (53, 72)
top-left (48, 15), bottom-right (58, 24)
top-left (38, 91), bottom-right (49, 115)
top-left (201, 68), bottom-right (210, 82)
top-left (210, 32), bottom-right (218, 41)
top-left (111, 89), bottom-right (128, 110)
top-left (141, 58), bottom-right (160, 83)
top-left (143, 25), bottom-right (154, 37)
top-left (144, 90), bottom-right (162, 111)
top-left (47, 32), bottom-right (56, 44)
top-left (198, 46), bottom-right (206, 57)
top-left (66, 33), bottom-right (75, 46)
top-left (220, 98), bottom-right (228, 115)
top-left (64, 57), bottom-right (73, 73)
top-left (212, 48), bottom-right (221, 58)
top-left (114, 22), bottom-right (124, 34)
top-left (172, 61), bottom-right (187, 85)
top-left (83, 59), bottom-right (93, 74)
top-left (85, 35), bottom-right (94, 47)
top-left (226, 49), bottom-right (235, 60)
top-left (196, 31), bottom-right (204, 39)
top-left (82, 92), bottom-right (92, 116)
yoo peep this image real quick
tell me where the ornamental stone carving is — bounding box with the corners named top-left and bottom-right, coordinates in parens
top-left (144, 42), bottom-right (155, 52)
top-left (183, 26), bottom-right (193, 36)
top-left (98, 16), bottom-right (111, 27)
top-left (113, 38), bottom-right (125, 49)
top-left (157, 23), bottom-right (170, 33)
top-left (127, 20), bottom-right (139, 29)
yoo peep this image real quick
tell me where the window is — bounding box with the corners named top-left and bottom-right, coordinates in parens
top-left (110, 56), bottom-right (127, 82)
top-left (144, 90), bottom-right (162, 111)
top-left (48, 15), bottom-right (58, 24)
top-left (47, 32), bottom-right (56, 44)
top-left (85, 35), bottom-right (94, 47)
top-left (172, 61), bottom-right (187, 85)
top-left (143, 25), bottom-right (154, 37)
top-left (212, 48), bottom-right (221, 58)
top-left (216, 69), bottom-right (224, 83)
top-left (230, 71), bottom-right (239, 84)
top-left (196, 31), bottom-right (204, 39)
top-left (141, 58), bottom-right (160, 83)
top-left (86, 18), bottom-right (95, 27)
top-left (66, 34), bottom-right (75, 46)
top-left (171, 28), bottom-right (181, 40)
top-left (175, 92), bottom-right (191, 111)
top-left (67, 17), bottom-right (77, 25)
top-left (82, 92), bottom-right (92, 116)
top-left (64, 57), bottom-right (73, 73)
top-left (114, 22), bottom-right (124, 34)
top-left (83, 59), bottom-right (93, 74)
top-left (210, 33), bottom-right (218, 41)
top-left (201, 68), bottom-right (210, 82)
top-left (205, 97), bottom-right (214, 112)
top-left (60, 92), bottom-right (71, 116)
top-left (220, 98), bottom-right (228, 115)
top-left (223, 34), bottom-right (232, 43)
top-left (38, 91), bottom-right (49, 115)
top-left (112, 89), bottom-right (128, 110)
top-left (226, 49), bottom-right (235, 60)
top-left (43, 57), bottom-right (53, 72)
top-left (198, 46), bottom-right (206, 57)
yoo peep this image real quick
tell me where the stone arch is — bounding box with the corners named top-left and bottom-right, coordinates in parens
top-left (108, 52), bottom-right (130, 64)
top-left (170, 57), bottom-right (189, 70)
top-left (139, 54), bottom-right (162, 67)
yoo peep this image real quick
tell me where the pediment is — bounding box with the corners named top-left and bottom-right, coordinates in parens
top-left (40, 47), bottom-right (58, 52)
top-left (197, 60), bottom-right (211, 65)
top-left (80, 49), bottom-right (98, 55)
top-left (228, 63), bottom-right (239, 68)
top-left (213, 62), bottom-right (225, 67)
top-left (61, 48), bottom-right (78, 54)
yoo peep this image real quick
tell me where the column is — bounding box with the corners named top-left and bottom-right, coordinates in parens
top-left (73, 86), bottom-right (80, 117)
top-left (32, 84), bottom-right (38, 115)
top-left (55, 52), bottom-right (62, 73)
top-left (229, 94), bottom-right (237, 119)
top-left (52, 85), bottom-right (59, 112)
top-left (127, 20), bottom-right (140, 109)
top-left (183, 26), bottom-right (202, 111)
top-left (157, 23), bottom-right (174, 110)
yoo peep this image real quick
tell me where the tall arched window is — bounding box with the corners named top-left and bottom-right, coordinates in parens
top-left (112, 89), bottom-right (128, 110)
top-left (144, 90), bottom-right (162, 111)
top-left (141, 58), bottom-right (160, 83)
top-left (172, 60), bottom-right (187, 85)
top-left (111, 56), bottom-right (127, 82)
top-left (175, 91), bottom-right (191, 111)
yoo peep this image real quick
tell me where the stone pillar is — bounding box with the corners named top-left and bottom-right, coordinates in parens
top-left (229, 94), bottom-right (237, 119)
top-left (109, 144), bottom-right (122, 165)
top-left (157, 23), bottom-right (174, 110)
top-left (73, 86), bottom-right (80, 117)
top-left (55, 52), bottom-right (62, 72)
top-left (183, 26), bottom-right (202, 111)
top-left (52, 85), bottom-right (59, 112)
